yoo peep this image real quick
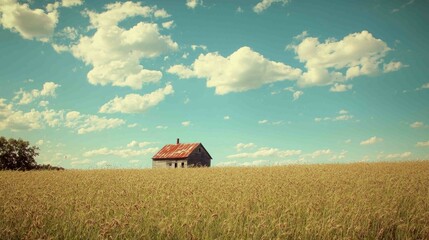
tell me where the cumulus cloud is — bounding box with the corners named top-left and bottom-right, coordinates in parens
top-left (168, 46), bottom-right (302, 95)
top-left (14, 82), bottom-right (60, 105)
top-left (186, 0), bottom-right (201, 9)
top-left (162, 20), bottom-right (174, 29)
top-left (65, 110), bottom-right (125, 134)
top-left (84, 146), bottom-right (158, 158)
top-left (253, 0), bottom-right (289, 14)
top-left (99, 84), bottom-right (174, 113)
top-left (416, 141), bottom-right (429, 147)
top-left (385, 152), bottom-right (411, 159)
top-left (235, 143), bottom-right (256, 152)
top-left (290, 31), bottom-right (401, 87)
top-left (383, 61), bottom-right (406, 73)
top-left (330, 83), bottom-right (353, 92)
top-left (410, 121), bottom-right (424, 128)
top-left (70, 1), bottom-right (178, 89)
top-left (154, 9), bottom-right (170, 18)
top-left (191, 44), bottom-right (208, 51)
top-left (181, 121), bottom-right (191, 127)
top-left (224, 115), bottom-right (230, 120)
top-left (61, 0), bottom-right (83, 7)
top-left (360, 136), bottom-right (383, 145)
top-left (315, 109), bottom-right (354, 122)
top-left (0, 0), bottom-right (58, 42)
top-left (227, 147), bottom-right (301, 159)
top-left (0, 98), bottom-right (124, 134)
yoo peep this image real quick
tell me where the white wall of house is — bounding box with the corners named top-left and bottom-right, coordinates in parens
top-left (152, 160), bottom-right (187, 169)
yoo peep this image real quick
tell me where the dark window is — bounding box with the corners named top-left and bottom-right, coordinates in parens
top-left (199, 148), bottom-right (201, 152)
top-left (174, 162), bottom-right (177, 168)
top-left (181, 162), bottom-right (185, 168)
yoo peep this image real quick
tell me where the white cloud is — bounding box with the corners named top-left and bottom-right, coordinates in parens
top-left (154, 9), bottom-right (170, 18)
top-left (141, 128), bottom-right (148, 132)
top-left (96, 161), bottom-right (108, 166)
top-left (294, 31), bottom-right (308, 40)
top-left (56, 26), bottom-right (78, 40)
top-left (99, 84), bottom-right (174, 113)
top-left (126, 141), bottom-right (152, 148)
top-left (315, 110), bottom-right (354, 122)
top-left (0, 0), bottom-right (58, 42)
top-left (385, 152), bottom-right (411, 159)
top-left (71, 159), bottom-right (91, 166)
top-left (258, 119), bottom-right (268, 124)
top-left (14, 82), bottom-right (60, 105)
top-left (186, 0), bottom-right (201, 9)
top-left (64, 110), bottom-right (125, 134)
top-left (52, 44), bottom-right (69, 53)
top-left (0, 105), bottom-right (125, 134)
top-left (416, 141), bottom-right (429, 147)
top-left (74, 114), bottom-right (125, 135)
top-left (184, 97), bottom-right (190, 104)
top-left (224, 115), bottom-right (230, 120)
top-left (236, 7), bottom-right (244, 13)
top-left (308, 149), bottom-right (331, 158)
top-left (36, 139), bottom-right (44, 145)
top-left (62, 0), bottom-right (84, 7)
top-left (168, 46), bottom-right (302, 95)
top-left (127, 123), bottom-right (137, 128)
top-left (240, 160), bottom-right (269, 167)
top-left (330, 83), bottom-right (353, 92)
top-left (156, 125), bottom-right (168, 129)
top-left (345, 139), bottom-right (352, 144)
top-left (162, 20), bottom-right (174, 29)
top-left (228, 147), bottom-right (301, 159)
top-left (191, 45), bottom-right (207, 51)
top-left (253, 0), bottom-right (289, 14)
top-left (360, 136), bottom-right (383, 145)
top-left (420, 83), bottom-right (429, 89)
top-left (181, 121), bottom-right (191, 127)
top-left (284, 87), bottom-right (304, 101)
top-left (84, 146), bottom-right (158, 158)
top-left (410, 121), bottom-right (424, 128)
top-left (291, 31), bottom-right (394, 87)
top-left (383, 61), bottom-right (405, 73)
top-left (391, 0), bottom-right (415, 13)
top-left (71, 2), bottom-right (178, 89)
top-left (330, 150), bottom-right (347, 161)
top-left (292, 90), bottom-right (303, 101)
top-left (235, 143), bottom-right (256, 152)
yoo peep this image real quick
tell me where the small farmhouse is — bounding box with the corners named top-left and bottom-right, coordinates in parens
top-left (152, 139), bottom-right (212, 168)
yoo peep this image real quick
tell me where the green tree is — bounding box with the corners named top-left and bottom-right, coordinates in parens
top-left (0, 137), bottom-right (39, 170)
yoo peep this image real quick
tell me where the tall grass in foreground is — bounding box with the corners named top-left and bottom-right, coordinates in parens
top-left (1, 161), bottom-right (429, 239)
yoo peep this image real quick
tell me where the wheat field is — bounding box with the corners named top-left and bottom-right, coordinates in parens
top-left (1, 161), bottom-right (429, 239)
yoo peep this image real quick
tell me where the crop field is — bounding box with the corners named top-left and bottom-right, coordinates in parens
top-left (1, 161), bottom-right (429, 239)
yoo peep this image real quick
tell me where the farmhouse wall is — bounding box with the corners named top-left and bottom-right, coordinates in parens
top-left (152, 160), bottom-right (187, 169)
top-left (187, 146), bottom-right (211, 167)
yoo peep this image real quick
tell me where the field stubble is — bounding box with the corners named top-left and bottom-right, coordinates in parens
top-left (1, 161), bottom-right (429, 239)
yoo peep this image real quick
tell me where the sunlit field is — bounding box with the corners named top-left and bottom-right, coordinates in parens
top-left (1, 161), bottom-right (429, 239)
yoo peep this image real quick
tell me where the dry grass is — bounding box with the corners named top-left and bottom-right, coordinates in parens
top-left (1, 161), bottom-right (429, 239)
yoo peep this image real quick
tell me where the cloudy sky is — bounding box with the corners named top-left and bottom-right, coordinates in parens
top-left (0, 0), bottom-right (428, 168)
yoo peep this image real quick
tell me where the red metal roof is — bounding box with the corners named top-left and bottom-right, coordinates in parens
top-left (152, 143), bottom-right (201, 160)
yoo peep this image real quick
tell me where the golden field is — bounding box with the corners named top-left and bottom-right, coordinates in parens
top-left (1, 161), bottom-right (429, 239)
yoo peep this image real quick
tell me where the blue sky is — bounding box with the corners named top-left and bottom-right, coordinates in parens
top-left (0, 0), bottom-right (428, 168)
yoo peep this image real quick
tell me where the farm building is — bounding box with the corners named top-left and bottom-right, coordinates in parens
top-left (152, 139), bottom-right (212, 168)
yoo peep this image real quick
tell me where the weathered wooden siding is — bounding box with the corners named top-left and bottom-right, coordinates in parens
top-left (187, 145), bottom-right (211, 167)
top-left (152, 160), bottom-right (187, 169)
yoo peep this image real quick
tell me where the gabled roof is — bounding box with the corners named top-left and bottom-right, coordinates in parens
top-left (152, 143), bottom-right (212, 160)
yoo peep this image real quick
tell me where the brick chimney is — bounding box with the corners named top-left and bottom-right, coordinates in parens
top-left (177, 138), bottom-right (180, 144)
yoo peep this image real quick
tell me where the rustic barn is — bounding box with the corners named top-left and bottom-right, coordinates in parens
top-left (152, 139), bottom-right (212, 168)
